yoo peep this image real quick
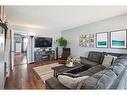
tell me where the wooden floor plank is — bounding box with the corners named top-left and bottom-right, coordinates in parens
top-left (4, 59), bottom-right (58, 89)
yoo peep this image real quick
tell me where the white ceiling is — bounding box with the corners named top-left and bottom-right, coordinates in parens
top-left (5, 6), bottom-right (127, 31)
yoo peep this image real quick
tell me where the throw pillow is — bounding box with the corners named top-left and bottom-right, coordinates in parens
top-left (58, 75), bottom-right (89, 89)
top-left (112, 56), bottom-right (117, 63)
top-left (102, 55), bottom-right (113, 68)
top-left (107, 54), bottom-right (117, 64)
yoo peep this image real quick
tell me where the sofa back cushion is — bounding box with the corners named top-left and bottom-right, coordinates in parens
top-left (109, 63), bottom-right (124, 76)
top-left (106, 52), bottom-right (126, 57)
top-left (101, 52), bottom-right (126, 64)
top-left (96, 70), bottom-right (117, 89)
top-left (88, 51), bottom-right (102, 63)
top-left (77, 70), bottom-right (117, 89)
top-left (112, 55), bottom-right (127, 66)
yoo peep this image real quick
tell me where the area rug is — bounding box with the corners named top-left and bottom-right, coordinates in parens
top-left (33, 63), bottom-right (62, 82)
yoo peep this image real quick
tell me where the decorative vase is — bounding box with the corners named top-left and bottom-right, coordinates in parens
top-left (66, 61), bottom-right (74, 67)
top-left (69, 62), bottom-right (73, 66)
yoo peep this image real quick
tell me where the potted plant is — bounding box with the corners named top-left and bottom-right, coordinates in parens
top-left (58, 37), bottom-right (67, 48)
top-left (57, 37), bottom-right (70, 59)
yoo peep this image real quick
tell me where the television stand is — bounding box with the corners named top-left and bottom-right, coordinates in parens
top-left (34, 50), bottom-right (55, 62)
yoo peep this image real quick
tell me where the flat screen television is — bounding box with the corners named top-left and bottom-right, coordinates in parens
top-left (35, 37), bottom-right (52, 48)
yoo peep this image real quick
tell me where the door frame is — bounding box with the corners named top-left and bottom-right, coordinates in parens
top-left (10, 30), bottom-right (29, 69)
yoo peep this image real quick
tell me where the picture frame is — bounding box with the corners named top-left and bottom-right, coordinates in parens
top-left (110, 30), bottom-right (127, 48)
top-left (79, 34), bottom-right (94, 47)
top-left (96, 32), bottom-right (108, 48)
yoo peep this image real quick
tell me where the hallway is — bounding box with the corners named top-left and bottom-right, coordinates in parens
top-left (14, 53), bottom-right (27, 66)
top-left (5, 52), bottom-right (36, 89)
top-left (5, 64), bottom-right (34, 89)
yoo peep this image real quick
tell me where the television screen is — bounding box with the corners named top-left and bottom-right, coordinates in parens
top-left (35, 37), bottom-right (52, 47)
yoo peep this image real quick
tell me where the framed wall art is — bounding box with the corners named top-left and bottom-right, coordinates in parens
top-left (79, 34), bottom-right (94, 47)
top-left (110, 30), bottom-right (127, 48)
top-left (96, 32), bottom-right (108, 48)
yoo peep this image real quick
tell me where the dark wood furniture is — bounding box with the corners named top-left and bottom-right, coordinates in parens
top-left (34, 50), bottom-right (55, 62)
top-left (59, 48), bottom-right (70, 64)
top-left (52, 63), bottom-right (90, 77)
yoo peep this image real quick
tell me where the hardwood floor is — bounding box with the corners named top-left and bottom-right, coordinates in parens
top-left (14, 53), bottom-right (27, 66)
top-left (4, 60), bottom-right (58, 89)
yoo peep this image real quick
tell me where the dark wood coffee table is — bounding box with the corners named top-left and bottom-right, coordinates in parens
top-left (52, 63), bottom-right (85, 77)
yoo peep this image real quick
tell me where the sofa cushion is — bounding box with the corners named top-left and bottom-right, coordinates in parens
top-left (110, 55), bottom-right (127, 76)
top-left (78, 70), bottom-right (93, 77)
top-left (58, 75), bottom-right (89, 89)
top-left (88, 51), bottom-right (102, 63)
top-left (87, 65), bottom-right (105, 74)
top-left (80, 57), bottom-right (99, 67)
top-left (77, 76), bottom-right (98, 89)
top-left (77, 70), bottom-right (117, 89)
top-left (109, 63), bottom-right (124, 76)
top-left (117, 69), bottom-right (127, 89)
top-left (96, 70), bottom-right (117, 89)
top-left (114, 59), bottom-right (127, 67)
top-left (112, 55), bottom-right (127, 66)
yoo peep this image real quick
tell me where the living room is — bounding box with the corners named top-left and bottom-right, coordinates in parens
top-left (1, 0), bottom-right (127, 94)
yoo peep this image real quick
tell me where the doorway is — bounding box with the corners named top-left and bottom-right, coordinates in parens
top-left (14, 33), bottom-right (28, 66)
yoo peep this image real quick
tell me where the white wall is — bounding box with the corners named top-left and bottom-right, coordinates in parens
top-left (12, 25), bottom-right (61, 49)
top-left (62, 14), bottom-right (127, 58)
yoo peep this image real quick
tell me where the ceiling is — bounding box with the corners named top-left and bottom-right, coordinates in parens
top-left (5, 6), bottom-right (127, 32)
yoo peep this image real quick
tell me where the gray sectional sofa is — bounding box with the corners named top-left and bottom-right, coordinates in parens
top-left (45, 51), bottom-right (127, 89)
